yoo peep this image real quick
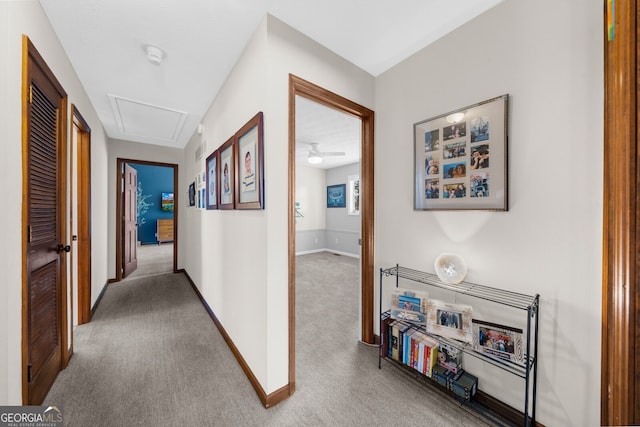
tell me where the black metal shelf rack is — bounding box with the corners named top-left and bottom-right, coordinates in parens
top-left (379, 264), bottom-right (539, 427)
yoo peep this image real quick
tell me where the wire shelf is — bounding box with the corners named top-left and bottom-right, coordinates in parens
top-left (382, 265), bottom-right (538, 311)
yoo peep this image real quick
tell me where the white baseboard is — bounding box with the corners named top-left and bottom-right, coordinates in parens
top-left (295, 248), bottom-right (359, 259)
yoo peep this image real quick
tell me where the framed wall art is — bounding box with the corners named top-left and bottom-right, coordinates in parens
top-left (188, 182), bottom-right (196, 207)
top-left (206, 150), bottom-right (219, 210)
top-left (219, 137), bottom-right (235, 210)
top-left (235, 112), bottom-right (264, 210)
top-left (326, 184), bottom-right (346, 208)
top-left (414, 94), bottom-right (508, 211)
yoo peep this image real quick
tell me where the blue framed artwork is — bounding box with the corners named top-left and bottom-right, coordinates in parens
top-left (327, 184), bottom-right (346, 208)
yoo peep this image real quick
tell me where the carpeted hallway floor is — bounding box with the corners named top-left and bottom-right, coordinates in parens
top-left (125, 243), bottom-right (173, 279)
top-left (44, 251), bottom-right (491, 426)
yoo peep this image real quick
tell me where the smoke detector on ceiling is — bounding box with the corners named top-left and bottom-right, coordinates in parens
top-left (144, 44), bottom-right (165, 65)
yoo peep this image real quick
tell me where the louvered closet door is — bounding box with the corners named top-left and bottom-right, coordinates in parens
top-left (26, 53), bottom-right (66, 405)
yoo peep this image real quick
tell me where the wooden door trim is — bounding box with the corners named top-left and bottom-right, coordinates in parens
top-left (72, 104), bottom-right (92, 326)
top-left (601, 1), bottom-right (638, 424)
top-left (288, 74), bottom-right (375, 393)
top-left (115, 159), bottom-right (179, 281)
top-left (21, 35), bottom-right (68, 404)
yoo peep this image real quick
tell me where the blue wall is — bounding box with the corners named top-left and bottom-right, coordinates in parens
top-left (131, 164), bottom-right (174, 244)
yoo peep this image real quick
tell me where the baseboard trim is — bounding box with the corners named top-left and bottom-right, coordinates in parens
top-left (474, 390), bottom-right (545, 427)
top-left (295, 248), bottom-right (359, 258)
top-left (91, 280), bottom-right (109, 318)
top-left (178, 269), bottom-right (292, 409)
top-left (295, 248), bottom-right (326, 256)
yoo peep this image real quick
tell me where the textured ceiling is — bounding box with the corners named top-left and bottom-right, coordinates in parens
top-left (295, 96), bottom-right (361, 170)
top-left (39, 0), bottom-right (503, 149)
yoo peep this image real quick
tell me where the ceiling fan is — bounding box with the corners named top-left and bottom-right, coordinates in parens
top-left (306, 142), bottom-right (345, 164)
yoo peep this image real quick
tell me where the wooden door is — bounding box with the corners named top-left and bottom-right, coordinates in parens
top-left (23, 37), bottom-right (68, 405)
top-left (72, 105), bottom-right (91, 325)
top-left (123, 164), bottom-right (138, 277)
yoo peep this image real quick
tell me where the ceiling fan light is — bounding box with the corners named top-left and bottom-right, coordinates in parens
top-left (308, 153), bottom-right (323, 164)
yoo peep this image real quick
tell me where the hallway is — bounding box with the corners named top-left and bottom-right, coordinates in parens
top-left (43, 253), bottom-right (489, 426)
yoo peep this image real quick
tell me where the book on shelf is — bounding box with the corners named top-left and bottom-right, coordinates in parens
top-left (432, 364), bottom-right (454, 388)
top-left (381, 312), bottom-right (392, 358)
top-left (391, 321), bottom-right (401, 361)
top-left (398, 323), bottom-right (412, 363)
top-left (416, 333), bottom-right (425, 373)
top-left (422, 335), bottom-right (439, 378)
top-left (450, 370), bottom-right (478, 401)
top-left (411, 330), bottom-right (427, 371)
top-left (403, 326), bottom-right (418, 366)
top-left (384, 317), bottom-right (440, 378)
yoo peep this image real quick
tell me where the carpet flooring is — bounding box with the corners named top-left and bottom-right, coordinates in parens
top-left (44, 251), bottom-right (491, 426)
top-left (125, 243), bottom-right (173, 279)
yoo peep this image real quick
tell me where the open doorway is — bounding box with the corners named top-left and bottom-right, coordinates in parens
top-left (115, 159), bottom-right (178, 281)
top-left (288, 75), bottom-right (375, 390)
top-left (294, 94), bottom-right (362, 331)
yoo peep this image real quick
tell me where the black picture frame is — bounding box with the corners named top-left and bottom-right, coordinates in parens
top-left (188, 182), bottom-right (196, 207)
top-left (327, 184), bottom-right (346, 208)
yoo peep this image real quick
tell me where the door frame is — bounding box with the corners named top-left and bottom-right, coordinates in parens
top-left (115, 159), bottom-right (178, 281)
top-left (288, 74), bottom-right (375, 392)
top-left (71, 105), bottom-right (92, 328)
top-left (21, 36), bottom-right (69, 404)
top-left (601, 0), bottom-right (638, 424)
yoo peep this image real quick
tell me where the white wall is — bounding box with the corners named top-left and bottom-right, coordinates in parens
top-left (295, 163), bottom-right (361, 256)
top-left (295, 165), bottom-right (326, 254)
top-left (295, 165), bottom-right (325, 231)
top-left (180, 14), bottom-right (375, 395)
top-left (326, 163), bottom-right (360, 255)
top-left (375, 1), bottom-right (602, 426)
top-left (265, 14), bottom-right (374, 391)
top-left (1, 0), bottom-right (110, 404)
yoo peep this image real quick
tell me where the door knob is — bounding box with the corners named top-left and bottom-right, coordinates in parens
top-left (56, 244), bottom-right (71, 254)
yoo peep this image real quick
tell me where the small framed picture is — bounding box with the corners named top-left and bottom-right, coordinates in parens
top-left (389, 287), bottom-right (429, 326)
top-left (327, 184), bottom-right (346, 208)
top-left (472, 319), bottom-right (524, 365)
top-left (348, 175), bottom-right (360, 215)
top-left (426, 300), bottom-right (473, 343)
top-left (235, 112), bottom-right (264, 209)
top-left (188, 182), bottom-right (196, 207)
top-left (219, 137), bottom-right (235, 210)
top-left (206, 150), bottom-right (219, 210)
top-left (438, 342), bottom-right (463, 373)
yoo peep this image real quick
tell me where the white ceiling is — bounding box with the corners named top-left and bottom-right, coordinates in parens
top-left (39, 0), bottom-right (503, 149)
top-left (295, 96), bottom-right (361, 170)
